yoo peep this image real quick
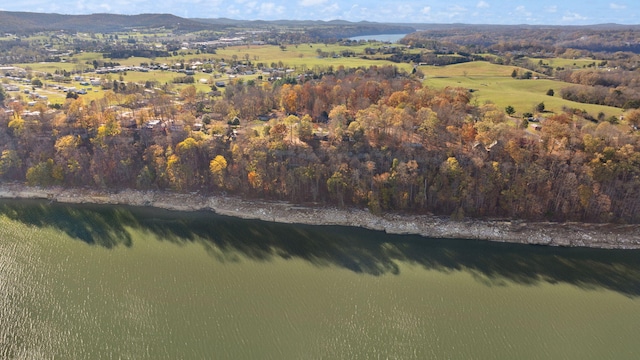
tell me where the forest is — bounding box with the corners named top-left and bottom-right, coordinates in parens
top-left (401, 26), bottom-right (640, 112)
top-left (401, 25), bottom-right (640, 54)
top-left (2, 64), bottom-right (640, 224)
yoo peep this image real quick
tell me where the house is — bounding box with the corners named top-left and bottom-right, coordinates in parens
top-left (144, 119), bottom-right (161, 129)
top-left (120, 118), bottom-right (137, 129)
top-left (168, 121), bottom-right (185, 132)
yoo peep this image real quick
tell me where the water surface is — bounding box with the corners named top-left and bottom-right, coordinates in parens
top-left (1, 200), bottom-right (639, 359)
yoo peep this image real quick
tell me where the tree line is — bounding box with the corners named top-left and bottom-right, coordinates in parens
top-left (2, 65), bottom-right (640, 223)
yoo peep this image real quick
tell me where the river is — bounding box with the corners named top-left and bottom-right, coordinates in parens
top-left (1, 199), bottom-right (639, 359)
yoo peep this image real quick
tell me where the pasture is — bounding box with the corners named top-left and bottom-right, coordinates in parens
top-left (422, 61), bottom-right (622, 119)
top-left (7, 44), bottom-right (627, 120)
top-left (529, 57), bottom-right (598, 70)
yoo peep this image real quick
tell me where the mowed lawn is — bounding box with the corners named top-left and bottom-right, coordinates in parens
top-left (422, 61), bottom-right (623, 118)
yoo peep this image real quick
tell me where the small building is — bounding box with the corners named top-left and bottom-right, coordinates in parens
top-left (144, 119), bottom-right (161, 129)
top-left (168, 121), bottom-right (185, 132)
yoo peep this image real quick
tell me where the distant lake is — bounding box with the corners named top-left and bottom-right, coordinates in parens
top-left (349, 33), bottom-right (409, 42)
top-left (1, 199), bottom-right (640, 359)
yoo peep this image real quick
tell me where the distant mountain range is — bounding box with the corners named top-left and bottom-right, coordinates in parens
top-left (0, 11), bottom-right (215, 33)
top-left (0, 10), bottom-right (415, 36)
top-left (4, 10), bottom-right (636, 40)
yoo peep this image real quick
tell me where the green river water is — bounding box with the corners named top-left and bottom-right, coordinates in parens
top-left (0, 199), bottom-right (639, 359)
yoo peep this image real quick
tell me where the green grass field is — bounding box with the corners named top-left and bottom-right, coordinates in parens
top-left (528, 57), bottom-right (598, 70)
top-left (422, 61), bottom-right (622, 118)
top-left (21, 62), bottom-right (83, 74)
top-left (7, 45), bottom-right (627, 119)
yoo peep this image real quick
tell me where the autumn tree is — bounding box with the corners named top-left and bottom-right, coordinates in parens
top-left (625, 109), bottom-right (640, 129)
top-left (327, 165), bottom-right (350, 207)
top-left (0, 149), bottom-right (22, 180)
top-left (26, 159), bottom-right (63, 186)
top-left (296, 114), bottom-right (313, 142)
top-left (209, 154), bottom-right (228, 188)
top-left (279, 84), bottom-right (299, 114)
top-left (54, 135), bottom-right (90, 185)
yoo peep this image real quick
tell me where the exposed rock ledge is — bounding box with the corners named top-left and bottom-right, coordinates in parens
top-left (1, 183), bottom-right (639, 250)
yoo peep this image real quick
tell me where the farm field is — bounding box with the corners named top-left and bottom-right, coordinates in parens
top-left (421, 61), bottom-right (623, 119)
top-left (6, 45), bottom-right (628, 120)
top-left (527, 57), bottom-right (599, 69)
top-left (10, 42), bottom-right (413, 103)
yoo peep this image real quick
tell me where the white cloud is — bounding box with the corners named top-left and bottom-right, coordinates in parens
top-left (300, 0), bottom-right (328, 7)
top-left (244, 1), bottom-right (258, 12)
top-left (75, 0), bottom-right (86, 12)
top-left (226, 5), bottom-right (241, 16)
top-left (1, 0), bottom-right (635, 24)
top-left (259, 3), bottom-right (284, 16)
top-left (319, 3), bottom-right (340, 15)
top-left (395, 4), bottom-right (414, 19)
top-left (448, 5), bottom-right (468, 12)
top-left (562, 12), bottom-right (588, 22)
top-left (514, 5), bottom-right (532, 17)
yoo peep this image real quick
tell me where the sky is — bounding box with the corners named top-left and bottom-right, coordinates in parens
top-left (1, 0), bottom-right (638, 25)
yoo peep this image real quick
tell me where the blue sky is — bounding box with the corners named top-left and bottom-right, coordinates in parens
top-left (1, 1), bottom-right (638, 25)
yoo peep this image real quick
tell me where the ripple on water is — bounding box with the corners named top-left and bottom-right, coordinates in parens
top-left (2, 205), bottom-right (640, 359)
top-left (1, 219), bottom-right (47, 358)
top-left (0, 219), bottom-right (95, 359)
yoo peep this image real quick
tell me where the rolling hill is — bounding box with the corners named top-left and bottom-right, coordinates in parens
top-left (0, 10), bottom-right (415, 38)
top-left (0, 11), bottom-right (216, 33)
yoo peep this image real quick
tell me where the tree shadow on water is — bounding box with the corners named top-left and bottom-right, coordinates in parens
top-left (1, 199), bottom-right (640, 297)
top-left (0, 199), bottom-right (135, 248)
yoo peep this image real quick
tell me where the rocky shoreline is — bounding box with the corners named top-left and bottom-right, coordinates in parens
top-left (1, 183), bottom-right (639, 249)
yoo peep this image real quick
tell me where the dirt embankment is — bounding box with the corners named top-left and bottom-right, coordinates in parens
top-left (1, 184), bottom-right (639, 249)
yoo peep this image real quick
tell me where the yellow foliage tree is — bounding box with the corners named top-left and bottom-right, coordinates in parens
top-left (209, 155), bottom-right (228, 187)
top-left (280, 84), bottom-right (298, 114)
top-left (8, 115), bottom-right (24, 137)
